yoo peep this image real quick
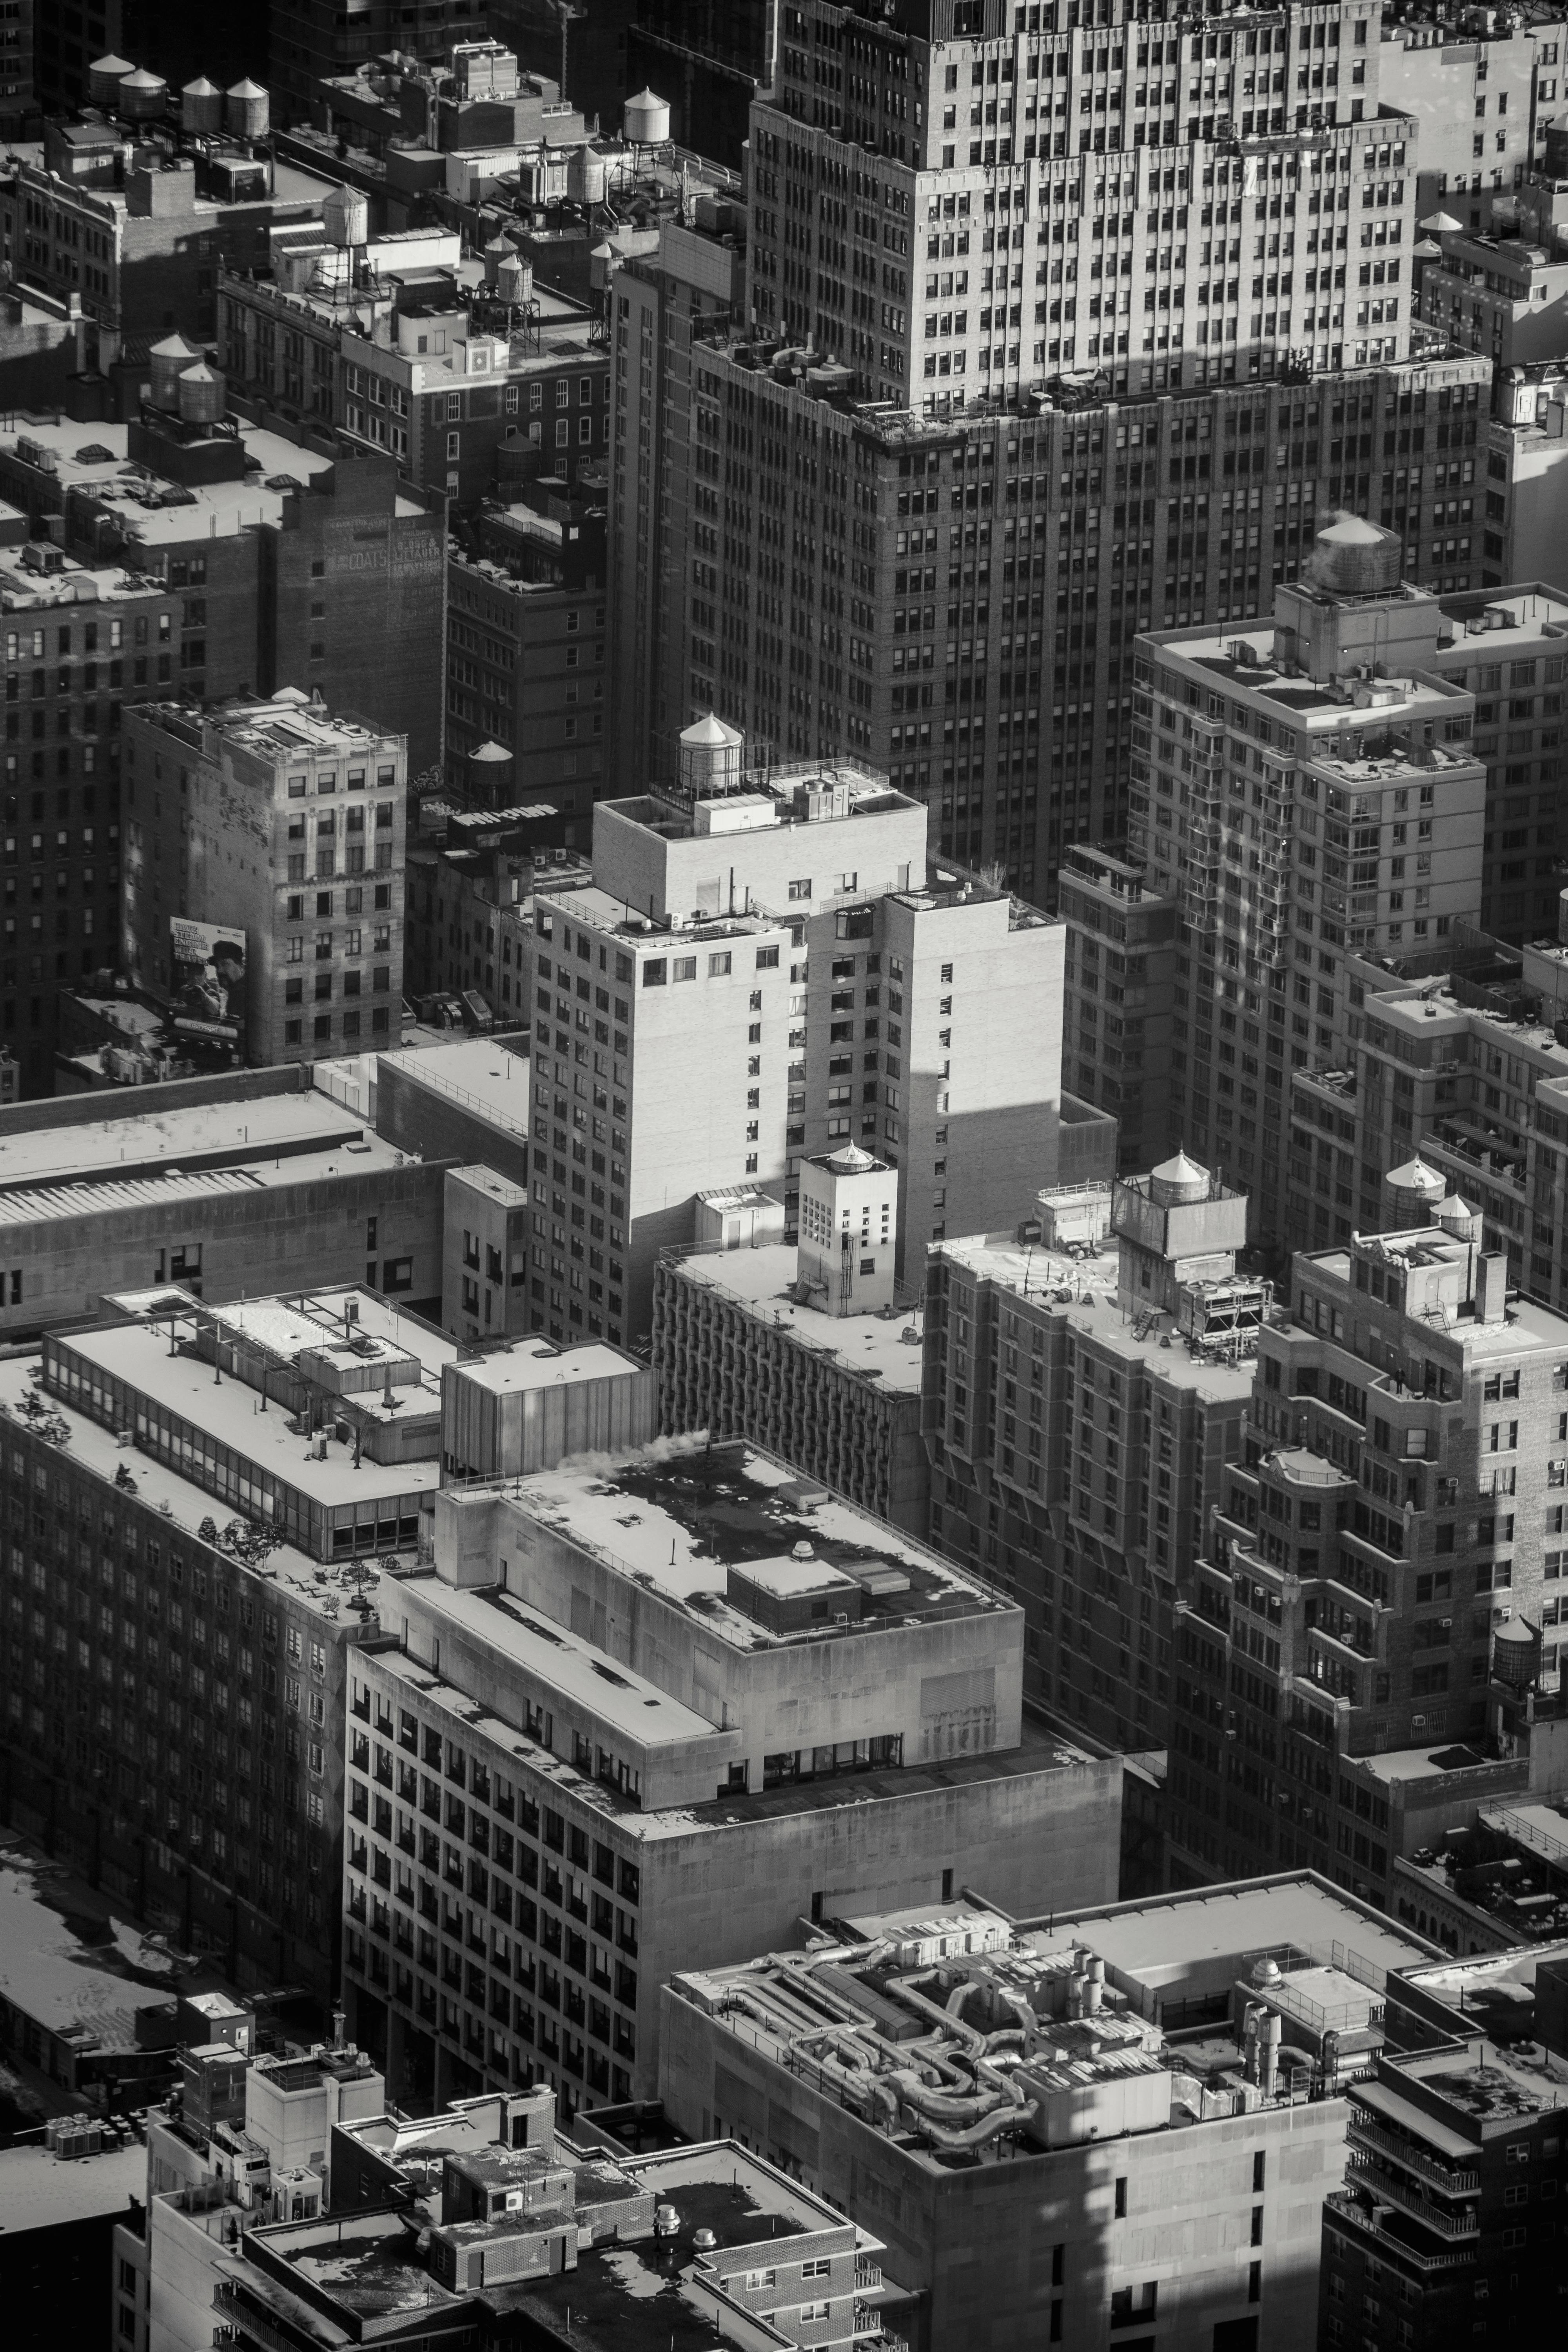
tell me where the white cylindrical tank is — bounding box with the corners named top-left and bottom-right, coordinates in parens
top-left (88, 53), bottom-right (134, 105)
top-left (322, 182), bottom-right (369, 249)
top-left (496, 254), bottom-right (532, 306)
top-left (148, 332), bottom-right (201, 411)
top-left (180, 75), bottom-right (222, 134)
top-left (567, 143), bottom-right (608, 203)
top-left (117, 67), bottom-right (168, 120)
top-left (177, 363), bottom-right (225, 426)
top-left (226, 77), bottom-right (270, 139)
top-left (623, 87), bottom-right (670, 146)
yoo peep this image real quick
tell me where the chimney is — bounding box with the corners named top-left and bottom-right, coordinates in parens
top-left (1474, 1253), bottom-right (1509, 1325)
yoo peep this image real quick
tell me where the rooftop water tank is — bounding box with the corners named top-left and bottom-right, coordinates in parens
top-left (177, 363), bottom-right (225, 426)
top-left (87, 53), bottom-right (134, 105)
top-left (117, 67), bottom-right (168, 121)
top-left (1309, 511), bottom-right (1403, 599)
top-left (148, 332), bottom-right (202, 412)
top-left (495, 254), bottom-right (532, 306)
top-left (623, 88), bottom-right (670, 146)
top-left (322, 182), bottom-right (368, 249)
top-left (180, 75), bottom-right (222, 135)
top-left (226, 77), bottom-right (270, 140)
top-left (1147, 1149), bottom-right (1211, 1209)
top-left (1493, 1619), bottom-right (1541, 1693)
top-left (567, 143), bottom-right (608, 204)
top-left (1434, 1191), bottom-right (1483, 1244)
top-left (1382, 1156), bottom-right (1445, 1230)
top-left (679, 710), bottom-right (745, 798)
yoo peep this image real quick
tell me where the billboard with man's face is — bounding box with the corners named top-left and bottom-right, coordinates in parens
top-left (169, 917), bottom-right (247, 1044)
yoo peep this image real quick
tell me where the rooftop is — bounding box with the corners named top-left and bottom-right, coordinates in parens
top-left (0, 1086), bottom-right (385, 1195)
top-left (501, 1437), bottom-right (1009, 1650)
top-left (1020, 1874), bottom-right (1438, 1994)
top-left (376, 1038), bottom-right (531, 1140)
top-left (0, 411), bottom-right (426, 545)
top-left (394, 1573), bottom-right (722, 1751)
top-left (499, 2162), bottom-right (853, 2352)
top-left (1149, 626), bottom-right (1477, 735)
top-left (0, 1355), bottom-right (358, 1620)
top-left (370, 1646), bottom-right (1090, 1840)
top-left (0, 1843), bottom-right (191, 2052)
top-left (1390, 2036), bottom-right (1568, 2123)
top-left (0, 1131), bottom-right (417, 1230)
top-left (662, 1244), bottom-right (924, 1393)
top-left (135, 693), bottom-right (400, 762)
top-left (0, 2135), bottom-right (146, 2229)
top-left (671, 1879), bottom-right (1423, 2169)
top-left (1434, 584), bottom-right (1568, 656)
top-left (448, 1332), bottom-right (640, 1399)
top-left (1307, 1242), bottom-right (1568, 1352)
top-left (935, 1233), bottom-right (1259, 1397)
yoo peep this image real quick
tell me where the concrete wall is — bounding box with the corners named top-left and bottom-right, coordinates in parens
top-left (475, 1494), bottom-right (1025, 1783)
top-left (378, 1051), bottom-right (531, 1193)
top-left (660, 1993), bottom-right (1343, 2352)
top-left (0, 1156), bottom-right (447, 1337)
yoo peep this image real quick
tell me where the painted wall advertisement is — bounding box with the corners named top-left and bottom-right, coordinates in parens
top-left (169, 916), bottom-right (247, 1045)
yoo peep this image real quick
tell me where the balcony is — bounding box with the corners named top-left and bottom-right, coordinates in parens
top-left (854, 2262), bottom-right (884, 2293)
top-left (1347, 2155), bottom-right (1480, 2239)
top-left (1346, 2117), bottom-right (1478, 2198)
top-left (1324, 2191), bottom-right (1477, 2274)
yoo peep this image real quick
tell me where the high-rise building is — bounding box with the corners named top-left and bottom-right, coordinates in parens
top-left (1058, 840), bottom-right (1180, 1177)
top-left (1284, 912), bottom-right (1568, 1286)
top-left (524, 725), bottom-right (1092, 1347)
top-left (1123, 509), bottom-right (1487, 1245)
top-left (1170, 1178), bottom-right (1568, 1911)
top-left (1379, 5), bottom-right (1555, 236)
top-left (661, 1878), bottom-right (1439, 2352)
top-left (611, 0), bottom-right (1552, 904)
top-left (341, 1433), bottom-right (1122, 2117)
top-left (926, 1147), bottom-right (1258, 1753)
top-left (123, 693), bottom-right (408, 1072)
top-left (606, 212), bottom-right (745, 795)
top-left (1419, 124), bottom-right (1568, 371)
top-left (1321, 1934), bottom-right (1568, 2345)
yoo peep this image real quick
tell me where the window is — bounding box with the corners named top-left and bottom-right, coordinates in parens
top-left (642, 959), bottom-right (667, 986)
top-left (382, 1258), bottom-right (414, 1293)
top-left (755, 946), bottom-right (780, 969)
top-left (788, 878), bottom-right (813, 900)
top-left (708, 951), bottom-right (731, 976)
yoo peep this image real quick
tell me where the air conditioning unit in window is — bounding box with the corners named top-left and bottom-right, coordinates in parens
top-left (1411, 1713), bottom-right (1427, 1730)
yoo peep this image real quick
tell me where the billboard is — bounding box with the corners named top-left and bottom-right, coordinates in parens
top-left (169, 917), bottom-right (246, 1044)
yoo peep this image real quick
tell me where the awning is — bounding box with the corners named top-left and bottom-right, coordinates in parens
top-left (1350, 2077), bottom-right (1477, 2165)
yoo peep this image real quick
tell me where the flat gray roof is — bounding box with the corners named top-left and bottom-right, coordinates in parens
top-left (0, 1089), bottom-right (374, 1194)
top-left (0, 2138), bottom-right (145, 2228)
top-left (665, 1243), bottom-right (924, 1392)
top-left (1028, 1873), bottom-right (1439, 1991)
